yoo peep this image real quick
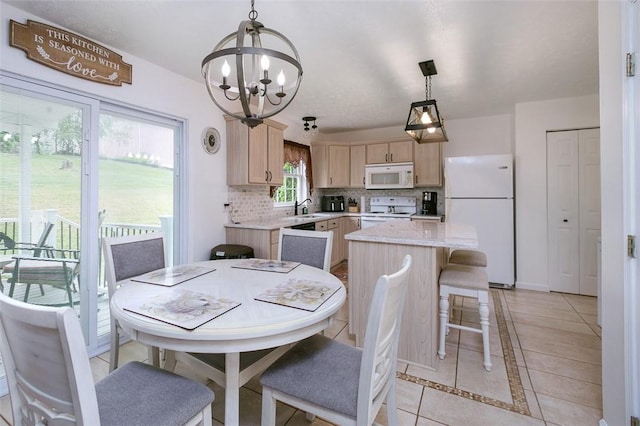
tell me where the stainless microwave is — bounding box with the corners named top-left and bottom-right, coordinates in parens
top-left (365, 162), bottom-right (414, 189)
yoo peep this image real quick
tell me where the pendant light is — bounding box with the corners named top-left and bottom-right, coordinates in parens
top-left (405, 60), bottom-right (448, 143)
top-left (202, 0), bottom-right (303, 128)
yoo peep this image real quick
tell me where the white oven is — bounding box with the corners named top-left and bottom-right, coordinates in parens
top-left (365, 162), bottom-right (414, 189)
top-left (360, 196), bottom-right (417, 229)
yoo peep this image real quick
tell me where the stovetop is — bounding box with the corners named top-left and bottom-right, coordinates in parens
top-left (366, 196), bottom-right (417, 216)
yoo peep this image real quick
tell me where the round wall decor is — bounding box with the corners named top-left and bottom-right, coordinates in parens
top-left (201, 127), bottom-right (221, 154)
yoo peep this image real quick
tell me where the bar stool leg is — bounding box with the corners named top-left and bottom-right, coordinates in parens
top-left (478, 291), bottom-right (492, 371)
top-left (438, 288), bottom-right (450, 360)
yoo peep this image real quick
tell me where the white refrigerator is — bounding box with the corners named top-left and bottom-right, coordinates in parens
top-left (444, 154), bottom-right (515, 288)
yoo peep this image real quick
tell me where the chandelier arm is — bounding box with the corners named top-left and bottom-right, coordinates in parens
top-left (234, 20), bottom-right (253, 120)
top-left (263, 92), bottom-right (284, 106)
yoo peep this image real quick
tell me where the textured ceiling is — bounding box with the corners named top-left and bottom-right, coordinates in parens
top-left (5, 0), bottom-right (599, 134)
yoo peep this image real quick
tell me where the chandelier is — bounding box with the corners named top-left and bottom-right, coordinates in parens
top-left (405, 60), bottom-right (448, 143)
top-left (202, 0), bottom-right (303, 128)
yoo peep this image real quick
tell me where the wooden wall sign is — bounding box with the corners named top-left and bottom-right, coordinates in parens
top-left (9, 19), bottom-right (132, 86)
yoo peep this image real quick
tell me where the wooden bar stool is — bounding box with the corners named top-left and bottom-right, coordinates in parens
top-left (438, 264), bottom-right (491, 371)
top-left (448, 249), bottom-right (487, 267)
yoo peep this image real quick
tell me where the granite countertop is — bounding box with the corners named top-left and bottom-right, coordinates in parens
top-left (224, 212), bottom-right (353, 230)
top-left (344, 220), bottom-right (478, 249)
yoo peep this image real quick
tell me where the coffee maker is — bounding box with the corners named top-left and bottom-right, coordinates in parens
top-left (422, 191), bottom-right (438, 215)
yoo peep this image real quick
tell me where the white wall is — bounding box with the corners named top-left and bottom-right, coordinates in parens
top-left (0, 2), bottom-right (230, 261)
top-left (514, 95), bottom-right (600, 291)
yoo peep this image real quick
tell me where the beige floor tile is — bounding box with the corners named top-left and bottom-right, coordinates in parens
top-left (518, 334), bottom-right (601, 365)
top-left (416, 417), bottom-right (448, 425)
top-left (519, 366), bottom-right (533, 390)
top-left (455, 348), bottom-right (512, 403)
top-left (525, 389), bottom-right (543, 420)
top-left (395, 376), bottom-right (425, 414)
top-left (529, 369), bottom-right (602, 409)
top-left (89, 356), bottom-right (110, 383)
top-left (524, 350), bottom-right (601, 385)
top-left (506, 301), bottom-right (583, 322)
top-left (589, 323), bottom-right (602, 337)
top-left (562, 294), bottom-right (597, 315)
top-left (536, 393), bottom-right (602, 426)
top-left (372, 405), bottom-right (418, 426)
top-left (418, 387), bottom-right (545, 426)
top-left (406, 344), bottom-right (457, 387)
top-left (457, 323), bottom-right (502, 359)
top-left (510, 311), bottom-right (596, 335)
top-left (334, 324), bottom-right (356, 347)
top-left (504, 294), bottom-right (575, 313)
top-left (209, 382), bottom-right (277, 425)
top-left (581, 313), bottom-right (599, 325)
top-left (514, 323), bottom-right (601, 350)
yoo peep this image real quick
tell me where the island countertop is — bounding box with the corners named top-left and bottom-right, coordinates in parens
top-left (344, 220), bottom-right (478, 249)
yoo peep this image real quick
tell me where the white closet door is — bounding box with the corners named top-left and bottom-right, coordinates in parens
top-left (578, 128), bottom-right (601, 296)
top-left (547, 129), bottom-right (600, 295)
top-left (547, 130), bottom-right (580, 293)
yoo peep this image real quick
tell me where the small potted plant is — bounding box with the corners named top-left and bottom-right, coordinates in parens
top-left (348, 198), bottom-right (359, 213)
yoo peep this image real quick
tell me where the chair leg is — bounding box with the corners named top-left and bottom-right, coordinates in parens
top-left (478, 291), bottom-right (492, 371)
top-left (438, 291), bottom-right (449, 360)
top-left (109, 326), bottom-right (120, 372)
top-left (24, 284), bottom-right (31, 302)
top-left (38, 284), bottom-right (45, 296)
top-left (386, 376), bottom-right (399, 426)
top-left (261, 387), bottom-right (277, 426)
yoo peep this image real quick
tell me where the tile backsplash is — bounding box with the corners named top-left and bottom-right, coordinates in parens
top-left (227, 186), bottom-right (444, 223)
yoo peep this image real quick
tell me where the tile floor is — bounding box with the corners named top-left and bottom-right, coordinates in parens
top-left (0, 263), bottom-right (602, 426)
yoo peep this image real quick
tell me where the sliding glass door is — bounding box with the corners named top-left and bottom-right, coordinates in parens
top-left (0, 75), bottom-right (185, 391)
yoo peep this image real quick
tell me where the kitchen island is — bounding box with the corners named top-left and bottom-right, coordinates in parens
top-left (345, 220), bottom-right (478, 370)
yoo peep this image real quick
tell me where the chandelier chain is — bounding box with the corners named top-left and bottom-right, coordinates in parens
top-left (425, 75), bottom-right (432, 100)
top-left (249, 0), bottom-right (258, 21)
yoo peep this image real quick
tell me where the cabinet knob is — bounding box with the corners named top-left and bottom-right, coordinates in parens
top-left (563, 219), bottom-right (568, 223)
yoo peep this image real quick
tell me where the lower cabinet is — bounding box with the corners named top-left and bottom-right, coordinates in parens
top-left (226, 215), bottom-right (362, 266)
top-left (225, 228), bottom-right (280, 260)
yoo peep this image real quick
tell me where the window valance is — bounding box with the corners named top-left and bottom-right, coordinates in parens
top-left (283, 140), bottom-right (314, 193)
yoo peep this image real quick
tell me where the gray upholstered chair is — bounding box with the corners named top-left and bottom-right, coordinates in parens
top-left (278, 228), bottom-right (334, 271)
top-left (0, 292), bottom-right (214, 425)
top-left (102, 232), bottom-right (166, 371)
top-left (260, 254), bottom-right (412, 426)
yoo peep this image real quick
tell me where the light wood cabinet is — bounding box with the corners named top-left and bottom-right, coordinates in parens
top-left (349, 145), bottom-right (366, 187)
top-left (413, 142), bottom-right (442, 187)
top-left (342, 216), bottom-right (360, 259)
top-left (366, 140), bottom-right (413, 164)
top-left (312, 144), bottom-right (350, 188)
top-left (328, 219), bottom-right (341, 266)
top-left (225, 228), bottom-right (280, 260)
top-left (226, 116), bottom-right (286, 186)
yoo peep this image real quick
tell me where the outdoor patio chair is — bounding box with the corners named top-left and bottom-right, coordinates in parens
top-left (5, 248), bottom-right (80, 307)
top-left (102, 232), bottom-right (165, 371)
top-left (0, 292), bottom-right (214, 425)
top-left (260, 254), bottom-right (412, 426)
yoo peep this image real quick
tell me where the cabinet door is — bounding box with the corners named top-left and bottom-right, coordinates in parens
top-left (389, 140), bottom-right (413, 163)
top-left (328, 145), bottom-right (350, 187)
top-left (414, 143), bottom-right (442, 186)
top-left (342, 216), bottom-right (360, 260)
top-left (267, 126), bottom-right (284, 185)
top-left (350, 145), bottom-right (366, 187)
top-left (248, 125), bottom-right (269, 184)
top-left (366, 143), bottom-right (389, 164)
top-left (311, 144), bottom-right (329, 188)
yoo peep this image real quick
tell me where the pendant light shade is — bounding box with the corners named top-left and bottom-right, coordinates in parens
top-left (202, 1), bottom-right (303, 128)
top-left (405, 60), bottom-right (448, 143)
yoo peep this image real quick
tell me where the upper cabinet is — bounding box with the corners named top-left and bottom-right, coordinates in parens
top-left (366, 140), bottom-right (413, 164)
top-left (226, 116), bottom-right (286, 186)
top-left (349, 145), bottom-right (366, 187)
top-left (312, 144), bottom-right (350, 188)
top-left (414, 142), bottom-right (442, 187)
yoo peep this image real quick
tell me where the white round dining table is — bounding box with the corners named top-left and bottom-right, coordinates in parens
top-left (110, 258), bottom-right (346, 425)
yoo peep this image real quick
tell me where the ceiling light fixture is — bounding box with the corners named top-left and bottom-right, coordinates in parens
top-left (302, 116), bottom-right (318, 137)
top-left (201, 0), bottom-right (303, 128)
top-left (405, 60), bottom-right (448, 143)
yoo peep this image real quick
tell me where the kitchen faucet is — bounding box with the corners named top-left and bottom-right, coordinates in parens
top-left (294, 198), bottom-right (312, 216)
